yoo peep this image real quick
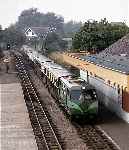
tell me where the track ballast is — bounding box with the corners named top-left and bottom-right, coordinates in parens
top-left (14, 54), bottom-right (63, 150)
top-left (14, 51), bottom-right (121, 150)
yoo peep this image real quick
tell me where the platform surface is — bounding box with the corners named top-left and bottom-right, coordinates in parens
top-left (98, 106), bottom-right (129, 150)
top-left (0, 82), bottom-right (38, 150)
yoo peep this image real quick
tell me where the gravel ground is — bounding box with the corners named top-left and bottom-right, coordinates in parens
top-left (29, 70), bottom-right (88, 150)
top-left (98, 106), bottom-right (129, 150)
top-left (0, 50), bottom-right (38, 150)
top-left (0, 50), bottom-right (18, 84)
top-left (0, 50), bottom-right (88, 149)
top-left (4, 50), bottom-right (129, 150)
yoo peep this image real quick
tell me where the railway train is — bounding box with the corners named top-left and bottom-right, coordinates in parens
top-left (22, 45), bottom-right (98, 120)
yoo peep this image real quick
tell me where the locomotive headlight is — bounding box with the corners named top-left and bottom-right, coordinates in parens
top-left (82, 86), bottom-right (85, 90)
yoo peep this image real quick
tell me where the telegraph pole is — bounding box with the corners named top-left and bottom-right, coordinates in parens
top-left (41, 26), bottom-right (56, 54)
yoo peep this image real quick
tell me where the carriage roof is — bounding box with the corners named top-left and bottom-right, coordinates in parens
top-left (60, 77), bottom-right (81, 90)
top-left (36, 54), bottom-right (52, 63)
top-left (24, 47), bottom-right (71, 78)
top-left (43, 61), bottom-right (71, 78)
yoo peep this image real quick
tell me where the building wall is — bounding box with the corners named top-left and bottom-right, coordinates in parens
top-left (62, 53), bottom-right (129, 114)
top-left (25, 29), bottom-right (37, 37)
top-left (62, 53), bottom-right (128, 90)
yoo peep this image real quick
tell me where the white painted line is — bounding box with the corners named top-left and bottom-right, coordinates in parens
top-left (96, 125), bottom-right (121, 150)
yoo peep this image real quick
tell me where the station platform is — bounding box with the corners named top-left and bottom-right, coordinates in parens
top-left (98, 105), bottom-right (129, 150)
top-left (0, 74), bottom-right (37, 150)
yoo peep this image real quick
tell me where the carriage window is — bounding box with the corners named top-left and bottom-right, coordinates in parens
top-left (70, 90), bottom-right (81, 102)
top-left (47, 71), bottom-right (49, 76)
top-left (67, 89), bottom-right (69, 96)
top-left (56, 79), bottom-right (60, 87)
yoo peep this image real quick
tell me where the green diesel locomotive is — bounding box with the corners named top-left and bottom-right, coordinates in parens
top-left (23, 46), bottom-right (98, 120)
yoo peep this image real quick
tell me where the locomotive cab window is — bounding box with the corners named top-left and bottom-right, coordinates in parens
top-left (82, 89), bottom-right (97, 103)
top-left (70, 90), bottom-right (81, 102)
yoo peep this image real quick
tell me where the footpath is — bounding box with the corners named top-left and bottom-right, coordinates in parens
top-left (0, 51), bottom-right (37, 150)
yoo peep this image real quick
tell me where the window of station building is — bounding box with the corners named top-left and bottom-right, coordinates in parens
top-left (113, 82), bottom-right (116, 87)
top-left (94, 74), bottom-right (104, 81)
top-left (117, 84), bottom-right (120, 89)
top-left (124, 87), bottom-right (127, 92)
top-left (90, 72), bottom-right (92, 75)
top-left (27, 29), bottom-right (31, 34)
top-left (118, 88), bottom-right (121, 94)
top-left (107, 80), bottom-right (111, 84)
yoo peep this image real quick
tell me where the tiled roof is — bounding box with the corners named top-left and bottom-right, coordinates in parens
top-left (81, 54), bottom-right (129, 74)
top-left (30, 27), bottom-right (50, 37)
top-left (100, 34), bottom-right (129, 57)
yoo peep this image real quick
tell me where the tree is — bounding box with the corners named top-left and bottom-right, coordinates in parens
top-left (16, 8), bottom-right (70, 52)
top-left (44, 32), bottom-right (67, 53)
top-left (17, 8), bottom-right (64, 35)
top-left (63, 21), bottom-right (83, 38)
top-left (73, 18), bottom-right (129, 52)
top-left (3, 25), bottom-right (26, 48)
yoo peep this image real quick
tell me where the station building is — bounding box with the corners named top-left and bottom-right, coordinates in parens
top-left (62, 52), bottom-right (129, 122)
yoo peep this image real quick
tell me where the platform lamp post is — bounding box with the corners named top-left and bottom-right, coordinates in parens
top-left (41, 26), bottom-right (56, 54)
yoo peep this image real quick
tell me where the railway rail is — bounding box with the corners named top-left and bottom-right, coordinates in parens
top-left (14, 54), bottom-right (63, 150)
top-left (14, 51), bottom-right (121, 150)
top-left (73, 123), bottom-right (120, 150)
top-left (30, 56), bottom-right (120, 150)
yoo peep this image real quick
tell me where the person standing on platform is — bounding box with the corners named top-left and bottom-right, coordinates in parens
top-left (3, 58), bottom-right (10, 73)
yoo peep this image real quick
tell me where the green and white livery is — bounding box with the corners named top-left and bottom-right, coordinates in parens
top-left (59, 77), bottom-right (98, 119)
top-left (23, 46), bottom-right (98, 121)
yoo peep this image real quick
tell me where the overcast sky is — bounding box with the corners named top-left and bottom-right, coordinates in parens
top-left (0, 0), bottom-right (129, 28)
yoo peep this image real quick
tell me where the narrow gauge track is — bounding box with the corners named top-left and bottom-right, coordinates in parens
top-left (73, 123), bottom-right (120, 150)
top-left (31, 57), bottom-right (120, 150)
top-left (14, 54), bottom-right (62, 150)
top-left (14, 51), bottom-right (120, 150)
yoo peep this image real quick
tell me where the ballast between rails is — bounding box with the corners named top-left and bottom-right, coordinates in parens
top-left (16, 59), bottom-right (49, 150)
top-left (14, 54), bottom-right (62, 150)
top-left (22, 47), bottom-right (121, 150)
